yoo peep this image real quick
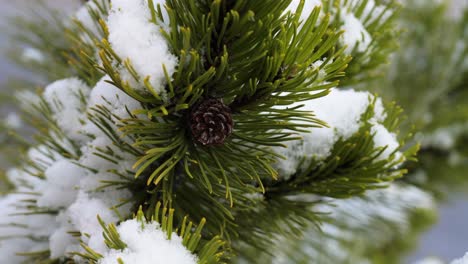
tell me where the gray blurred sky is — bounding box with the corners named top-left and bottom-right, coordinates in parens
top-left (0, 1), bottom-right (467, 263)
top-left (0, 0), bottom-right (79, 83)
top-left (408, 198), bottom-right (468, 263)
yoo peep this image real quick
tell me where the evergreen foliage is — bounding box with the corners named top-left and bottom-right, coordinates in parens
top-left (0, 0), bottom-right (466, 263)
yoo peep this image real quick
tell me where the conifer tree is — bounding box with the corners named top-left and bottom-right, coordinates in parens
top-left (0, 0), bottom-right (467, 263)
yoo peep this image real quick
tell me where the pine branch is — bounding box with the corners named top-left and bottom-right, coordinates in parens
top-left (77, 203), bottom-right (228, 264)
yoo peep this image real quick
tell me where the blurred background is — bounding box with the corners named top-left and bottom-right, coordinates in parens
top-left (0, 0), bottom-right (78, 78)
top-left (0, 0), bottom-right (467, 263)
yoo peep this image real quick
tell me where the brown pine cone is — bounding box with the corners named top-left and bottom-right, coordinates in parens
top-left (190, 98), bottom-right (233, 146)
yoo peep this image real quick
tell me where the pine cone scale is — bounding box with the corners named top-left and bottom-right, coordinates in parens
top-left (190, 98), bottom-right (234, 146)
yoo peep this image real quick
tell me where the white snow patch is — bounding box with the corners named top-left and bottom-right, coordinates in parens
top-left (285, 0), bottom-right (322, 24)
top-left (373, 98), bottom-right (387, 122)
top-left (424, 129), bottom-right (455, 150)
top-left (106, 0), bottom-right (178, 98)
top-left (43, 78), bottom-right (90, 141)
top-left (49, 224), bottom-right (77, 259)
top-left (74, 1), bottom-right (108, 38)
top-left (274, 89), bottom-right (371, 177)
top-left (0, 194), bottom-right (54, 237)
top-left (68, 192), bottom-right (119, 240)
top-left (88, 75), bottom-right (141, 120)
top-left (273, 183), bottom-right (434, 264)
top-left (4, 112), bottom-right (23, 129)
top-left (320, 184), bottom-right (435, 227)
top-left (0, 194), bottom-right (55, 263)
top-left (37, 159), bottom-right (86, 209)
top-left (361, 0), bottom-right (391, 23)
top-left (47, 159), bottom-right (134, 258)
top-left (402, 0), bottom-right (444, 8)
top-left (310, 89), bottom-right (371, 139)
top-left (27, 144), bottom-right (63, 169)
top-left (98, 219), bottom-right (197, 264)
top-left (312, 59), bottom-right (328, 80)
top-left (448, 0), bottom-right (468, 21)
top-left (274, 89), bottom-right (402, 178)
top-left (22, 47), bottom-right (45, 62)
top-left (371, 124), bottom-right (400, 161)
top-left (16, 90), bottom-right (41, 112)
top-left (2, 72), bottom-right (142, 261)
top-left (410, 169), bottom-right (429, 184)
top-left (452, 253), bottom-right (468, 264)
top-left (6, 168), bottom-right (38, 190)
top-left (413, 257), bottom-right (444, 264)
top-left (422, 123), bottom-right (468, 150)
top-left (80, 75), bottom-right (141, 182)
top-left (341, 12), bottom-right (372, 54)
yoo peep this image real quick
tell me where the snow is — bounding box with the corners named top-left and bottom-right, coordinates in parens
top-left (48, 76), bottom-right (141, 258)
top-left (43, 78), bottom-right (90, 141)
top-left (49, 193), bottom-right (124, 259)
top-left (2, 2), bottom-right (177, 261)
top-left (49, 223), bottom-right (77, 258)
top-left (74, 1), bottom-right (107, 38)
top-left (106, 0), bottom-right (178, 98)
top-left (79, 74), bottom-right (141, 185)
top-left (5, 169), bottom-right (31, 190)
top-left (413, 257), bottom-right (444, 264)
top-left (285, 0), bottom-right (322, 23)
top-left (21, 47), bottom-right (45, 62)
top-left (51, 75), bottom-right (140, 258)
top-left (452, 253), bottom-right (468, 264)
top-left (0, 0), bottom-right (410, 262)
top-left (361, 0), bottom-right (391, 23)
top-left (447, 0), bottom-right (468, 21)
top-left (0, 73), bottom-right (142, 262)
top-left (277, 89), bottom-right (370, 171)
top-left (78, 75), bottom-right (139, 212)
top-left (0, 193), bottom-right (55, 262)
top-left (410, 169), bottom-right (429, 184)
top-left (373, 98), bottom-right (386, 121)
top-left (0, 238), bottom-right (36, 263)
top-left (36, 159), bottom-right (86, 209)
top-left (455, 40), bottom-right (468, 72)
top-left (274, 88), bottom-right (399, 178)
top-left (4, 112), bottom-right (22, 129)
top-left (1, 151), bottom-right (82, 260)
top-left (422, 123), bottom-right (468, 151)
top-left (312, 59), bottom-right (327, 80)
top-left (78, 136), bottom-right (119, 171)
top-left (402, 0), bottom-right (444, 8)
top-left (323, 184), bottom-right (435, 227)
top-left (272, 183), bottom-right (435, 264)
top-left (48, 211), bottom-right (82, 258)
top-left (371, 124), bottom-right (400, 161)
top-left (98, 219), bottom-right (197, 264)
top-left (424, 129), bottom-right (455, 150)
top-left (310, 89), bottom-right (372, 138)
top-left (27, 144), bottom-right (62, 169)
top-left (286, 0), bottom-right (389, 54)
top-left (88, 75), bottom-right (141, 120)
top-left (68, 193), bottom-right (118, 238)
top-left (341, 11), bottom-right (372, 54)
top-left (15, 90), bottom-right (41, 112)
